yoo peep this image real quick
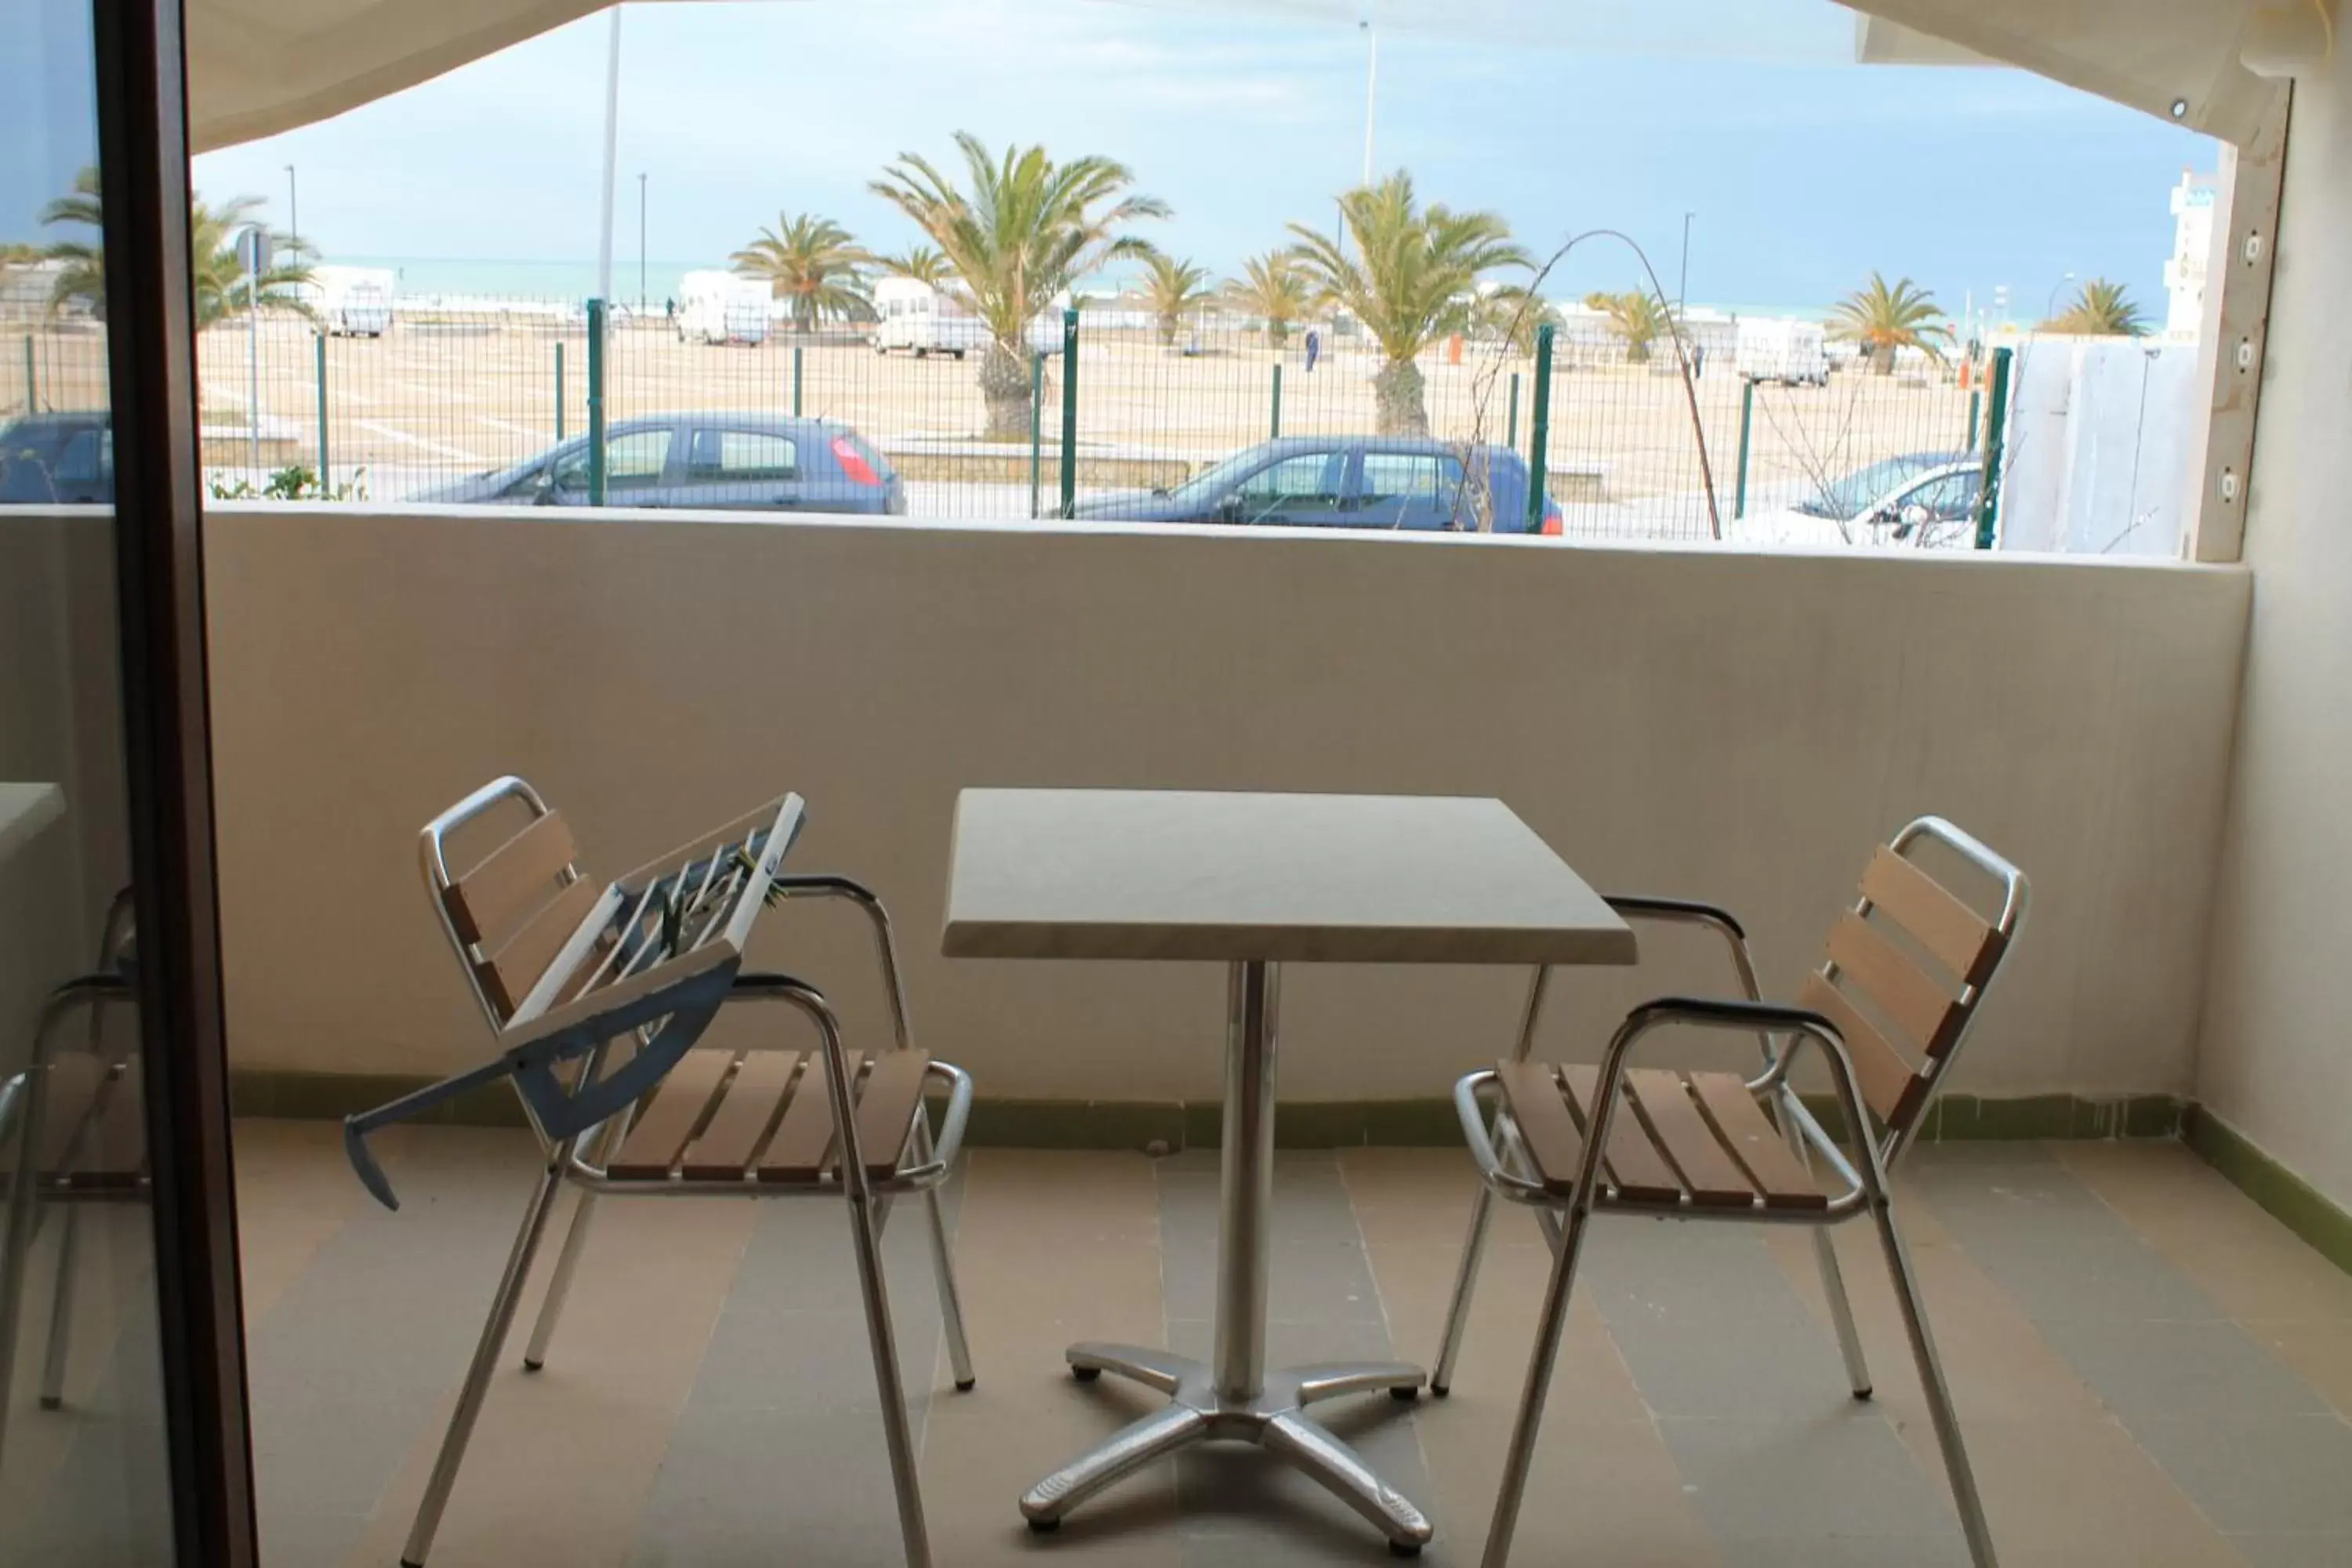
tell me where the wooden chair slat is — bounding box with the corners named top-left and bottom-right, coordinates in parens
top-left (681, 1051), bottom-right (802, 1179)
top-left (1826, 913), bottom-right (1965, 1055)
top-left (1798, 973), bottom-right (1926, 1131)
top-left (1860, 847), bottom-right (2003, 986)
top-left (759, 1051), bottom-right (863, 1184)
top-left (608, 1049), bottom-right (733, 1179)
top-left (845, 1050), bottom-right (930, 1181)
top-left (1624, 1069), bottom-right (1756, 1206)
top-left (477, 876), bottom-right (604, 1018)
top-left (1687, 1073), bottom-right (1828, 1210)
top-left (1494, 1061), bottom-right (1584, 1193)
top-left (445, 811), bottom-right (577, 946)
top-left (1559, 1065), bottom-right (1683, 1203)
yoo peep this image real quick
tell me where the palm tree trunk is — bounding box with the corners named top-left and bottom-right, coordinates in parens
top-left (977, 341), bottom-right (1032, 441)
top-left (1373, 358), bottom-right (1428, 437)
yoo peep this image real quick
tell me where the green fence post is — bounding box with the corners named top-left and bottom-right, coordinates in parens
top-left (1029, 351), bottom-right (1045, 520)
top-left (1505, 372), bottom-right (1520, 448)
top-left (1974, 346), bottom-right (2013, 550)
top-left (1058, 307), bottom-right (1079, 519)
top-left (1269, 362), bottom-right (1283, 440)
top-left (314, 332), bottom-right (329, 488)
top-left (1526, 323), bottom-right (1555, 528)
top-left (1733, 377), bottom-right (1755, 519)
top-left (554, 341), bottom-right (565, 442)
top-left (586, 298), bottom-right (608, 506)
top-left (1965, 387), bottom-right (1982, 452)
top-left (21, 337), bottom-right (34, 414)
top-left (792, 344), bottom-right (804, 418)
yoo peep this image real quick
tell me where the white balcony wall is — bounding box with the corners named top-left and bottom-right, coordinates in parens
top-left (202, 511), bottom-right (2246, 1107)
top-left (2198, 38), bottom-right (2352, 1210)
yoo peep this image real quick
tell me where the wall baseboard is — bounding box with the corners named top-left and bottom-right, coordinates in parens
top-left (229, 1068), bottom-right (2183, 1151)
top-left (2183, 1105), bottom-right (2352, 1279)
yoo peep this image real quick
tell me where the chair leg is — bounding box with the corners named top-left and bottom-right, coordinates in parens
top-left (38, 1205), bottom-right (80, 1409)
top-left (1481, 1198), bottom-right (1597, 1568)
top-left (1780, 1091), bottom-right (1871, 1399)
top-left (847, 1156), bottom-right (930, 1568)
top-left (909, 1112), bottom-right (975, 1392)
top-left (1432, 1182), bottom-right (1492, 1396)
top-left (520, 1188), bottom-right (597, 1374)
top-left (400, 1154), bottom-right (569, 1568)
top-left (1873, 1200), bottom-right (1997, 1568)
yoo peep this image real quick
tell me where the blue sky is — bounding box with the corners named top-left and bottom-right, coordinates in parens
top-left (162, 0), bottom-right (2220, 318)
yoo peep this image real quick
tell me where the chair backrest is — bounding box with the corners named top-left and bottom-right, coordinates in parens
top-left (1795, 816), bottom-right (2026, 1163)
top-left (419, 776), bottom-right (590, 1032)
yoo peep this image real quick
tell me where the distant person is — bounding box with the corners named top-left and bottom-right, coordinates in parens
top-left (665, 297), bottom-right (676, 320)
top-left (1305, 328), bottom-right (1321, 374)
top-left (1691, 344), bottom-right (1706, 379)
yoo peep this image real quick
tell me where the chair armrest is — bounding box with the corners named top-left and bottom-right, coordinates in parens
top-left (1602, 895), bottom-right (1763, 1001)
top-left (1451, 1069), bottom-right (1552, 1203)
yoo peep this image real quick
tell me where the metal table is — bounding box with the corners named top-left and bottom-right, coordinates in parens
top-left (942, 789), bottom-right (1635, 1555)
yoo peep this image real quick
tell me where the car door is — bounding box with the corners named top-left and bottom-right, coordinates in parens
top-left (1883, 467), bottom-right (1983, 546)
top-left (1221, 446), bottom-right (1348, 526)
top-left (546, 423), bottom-right (679, 507)
top-left (50, 423), bottom-right (113, 504)
top-left (1340, 449), bottom-right (1468, 530)
top-left (676, 423), bottom-right (808, 510)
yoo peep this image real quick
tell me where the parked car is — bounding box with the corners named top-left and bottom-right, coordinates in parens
top-left (0, 412), bottom-right (112, 503)
top-left (413, 414), bottom-right (906, 515)
top-left (1073, 436), bottom-right (1565, 534)
top-left (1734, 451), bottom-right (1984, 548)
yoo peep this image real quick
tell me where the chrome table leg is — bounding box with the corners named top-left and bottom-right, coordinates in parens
top-left (1018, 961), bottom-right (1435, 1555)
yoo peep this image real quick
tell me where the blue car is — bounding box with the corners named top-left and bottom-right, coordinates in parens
top-left (0, 412), bottom-right (113, 504)
top-left (416, 413), bottom-right (906, 515)
top-left (1073, 436), bottom-right (1563, 534)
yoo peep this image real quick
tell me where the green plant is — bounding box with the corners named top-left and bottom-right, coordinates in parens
top-left (730, 212), bottom-right (872, 331)
top-left (1138, 253), bottom-right (1213, 347)
top-left (2040, 278), bottom-right (2148, 337)
top-left (1828, 271), bottom-right (1951, 375)
top-left (873, 132), bottom-right (1169, 439)
top-left (1224, 251), bottom-right (1312, 348)
top-left (207, 463), bottom-right (368, 502)
top-left (1286, 172), bottom-right (1530, 434)
top-left (1477, 284), bottom-right (1560, 358)
top-left (1582, 289), bottom-right (1674, 364)
top-left (42, 167), bottom-right (315, 327)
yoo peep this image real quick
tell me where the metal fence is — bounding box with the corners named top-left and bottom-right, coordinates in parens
top-left (5, 299), bottom-right (2033, 544)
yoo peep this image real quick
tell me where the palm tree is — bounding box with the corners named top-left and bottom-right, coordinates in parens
top-left (1139, 252), bottom-right (1212, 347)
top-left (1224, 251), bottom-right (1311, 348)
top-left (43, 169), bottom-right (314, 326)
top-left (1583, 290), bottom-right (1674, 364)
top-left (873, 243), bottom-right (952, 288)
top-left (1287, 172), bottom-right (1529, 435)
top-left (1475, 284), bottom-right (1559, 358)
top-left (730, 211), bottom-right (871, 332)
top-left (1828, 271), bottom-right (1951, 375)
top-left (873, 131), bottom-right (1169, 439)
top-left (2041, 278), bottom-right (2148, 337)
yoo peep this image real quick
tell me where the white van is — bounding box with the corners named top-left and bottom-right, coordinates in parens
top-left (1735, 317), bottom-right (1829, 387)
top-left (306, 265), bottom-right (395, 337)
top-left (676, 271), bottom-right (771, 347)
top-left (871, 278), bottom-right (989, 358)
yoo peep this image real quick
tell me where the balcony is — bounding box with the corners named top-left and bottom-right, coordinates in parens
top-left (24, 498), bottom-right (2344, 1563)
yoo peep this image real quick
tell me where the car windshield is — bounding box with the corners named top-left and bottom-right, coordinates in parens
top-left (1795, 454), bottom-right (1954, 517)
top-left (1163, 445), bottom-right (1287, 506)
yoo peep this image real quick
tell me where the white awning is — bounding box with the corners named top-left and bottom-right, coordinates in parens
top-left (187, 0), bottom-right (2278, 154)
top-left (1849, 2), bottom-right (2278, 144)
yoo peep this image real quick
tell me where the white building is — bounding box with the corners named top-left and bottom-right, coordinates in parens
top-left (2163, 167), bottom-right (2219, 340)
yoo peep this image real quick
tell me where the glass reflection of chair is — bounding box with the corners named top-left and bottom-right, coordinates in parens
top-left (0, 888), bottom-right (146, 1467)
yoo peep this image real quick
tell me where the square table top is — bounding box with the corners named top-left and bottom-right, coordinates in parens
top-left (942, 788), bottom-right (1636, 966)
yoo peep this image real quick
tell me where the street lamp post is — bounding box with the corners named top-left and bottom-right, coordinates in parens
top-left (1360, 20), bottom-right (1377, 185)
top-left (637, 172), bottom-right (648, 312)
top-left (1678, 211), bottom-right (1694, 314)
top-left (284, 164), bottom-right (298, 252)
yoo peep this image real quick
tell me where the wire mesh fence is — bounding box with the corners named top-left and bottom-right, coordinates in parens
top-left (4, 296), bottom-right (2184, 552)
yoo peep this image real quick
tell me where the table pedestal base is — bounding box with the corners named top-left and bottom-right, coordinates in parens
top-left (1020, 1341), bottom-right (1433, 1554)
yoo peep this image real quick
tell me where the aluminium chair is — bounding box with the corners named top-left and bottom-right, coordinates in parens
top-left (373, 777), bottom-right (975, 1568)
top-left (0, 888), bottom-right (144, 1473)
top-left (1433, 816), bottom-right (2025, 1568)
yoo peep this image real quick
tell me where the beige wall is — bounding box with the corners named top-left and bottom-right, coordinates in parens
top-left (2197, 50), bottom-right (2352, 1207)
top-left (202, 509), bottom-right (2247, 1105)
